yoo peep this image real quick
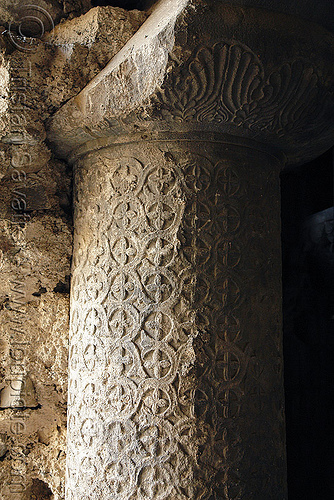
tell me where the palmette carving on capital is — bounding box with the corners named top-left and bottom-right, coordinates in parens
top-left (156, 41), bottom-right (331, 142)
top-left (66, 144), bottom-right (282, 499)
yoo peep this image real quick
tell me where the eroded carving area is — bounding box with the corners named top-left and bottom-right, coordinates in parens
top-left (67, 141), bottom-right (286, 499)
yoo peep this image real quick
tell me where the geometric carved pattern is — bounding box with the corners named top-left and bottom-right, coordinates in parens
top-left (66, 142), bottom-right (286, 499)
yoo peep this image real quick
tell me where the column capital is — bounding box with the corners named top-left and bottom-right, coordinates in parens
top-left (47, 0), bottom-right (334, 165)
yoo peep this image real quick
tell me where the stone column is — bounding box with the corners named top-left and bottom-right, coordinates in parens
top-left (67, 137), bottom-right (284, 499)
top-left (47, 1), bottom-right (334, 499)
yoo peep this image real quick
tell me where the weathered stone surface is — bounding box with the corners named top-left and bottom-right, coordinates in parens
top-left (0, 3), bottom-right (148, 499)
top-left (1, 6), bottom-right (147, 125)
top-left (0, 51), bottom-right (9, 144)
top-left (0, 204), bottom-right (72, 498)
top-left (47, 1), bottom-right (334, 165)
top-left (0, 0), bottom-right (91, 33)
top-left (67, 138), bottom-right (286, 499)
top-left (0, 436), bottom-right (7, 458)
top-left (0, 375), bottom-right (38, 409)
top-left (45, 1), bottom-right (334, 499)
top-left (213, 0), bottom-right (334, 34)
top-left (0, 0), bottom-right (333, 497)
top-left (0, 143), bottom-right (51, 180)
top-left (0, 293), bottom-right (70, 499)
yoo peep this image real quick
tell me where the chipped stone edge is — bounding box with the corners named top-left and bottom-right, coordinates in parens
top-left (47, 0), bottom-right (191, 158)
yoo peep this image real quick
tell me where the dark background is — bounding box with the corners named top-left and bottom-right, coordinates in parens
top-left (281, 148), bottom-right (334, 499)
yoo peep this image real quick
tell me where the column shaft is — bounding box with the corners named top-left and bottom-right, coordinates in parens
top-left (66, 138), bottom-right (286, 499)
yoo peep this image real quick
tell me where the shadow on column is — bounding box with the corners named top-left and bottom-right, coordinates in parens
top-left (281, 148), bottom-right (334, 500)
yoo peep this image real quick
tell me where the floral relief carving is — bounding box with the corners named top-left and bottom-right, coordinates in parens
top-left (158, 41), bottom-right (330, 140)
top-left (160, 42), bottom-right (264, 123)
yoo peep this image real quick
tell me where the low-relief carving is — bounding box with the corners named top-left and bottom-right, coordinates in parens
top-left (67, 146), bottom-right (284, 499)
top-left (157, 41), bottom-right (330, 141)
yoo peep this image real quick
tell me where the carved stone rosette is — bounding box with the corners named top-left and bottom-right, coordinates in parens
top-left (47, 1), bottom-right (334, 499)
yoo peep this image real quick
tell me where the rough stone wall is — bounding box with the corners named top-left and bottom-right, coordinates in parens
top-left (0, 1), bottom-right (92, 30)
top-left (0, 4), bottom-right (147, 499)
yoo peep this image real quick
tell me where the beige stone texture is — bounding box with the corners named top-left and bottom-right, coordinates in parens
top-left (0, 4), bottom-right (148, 499)
top-left (66, 138), bottom-right (286, 499)
top-left (0, 1), bottom-right (91, 28)
top-left (1, 0), bottom-right (334, 497)
top-left (46, 0), bottom-right (334, 498)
